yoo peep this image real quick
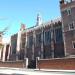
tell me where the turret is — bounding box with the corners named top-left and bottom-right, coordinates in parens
top-left (36, 13), bottom-right (42, 26)
top-left (60, 0), bottom-right (64, 5)
top-left (16, 23), bottom-right (26, 60)
top-left (20, 23), bottom-right (26, 31)
top-left (60, 0), bottom-right (75, 5)
top-left (60, 0), bottom-right (75, 56)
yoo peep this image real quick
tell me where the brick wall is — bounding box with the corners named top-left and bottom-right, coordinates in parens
top-left (0, 60), bottom-right (26, 68)
top-left (60, 1), bottom-right (75, 56)
top-left (37, 58), bottom-right (75, 70)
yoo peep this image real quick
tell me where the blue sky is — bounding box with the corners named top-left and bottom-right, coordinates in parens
top-left (0, 0), bottom-right (60, 39)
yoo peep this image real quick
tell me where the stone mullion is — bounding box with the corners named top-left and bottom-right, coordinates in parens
top-left (7, 44), bottom-right (11, 60)
top-left (51, 21), bottom-right (55, 58)
top-left (41, 26), bottom-right (44, 59)
top-left (25, 30), bottom-right (27, 58)
top-left (2, 44), bottom-right (6, 61)
top-left (16, 30), bottom-right (21, 60)
top-left (32, 30), bottom-right (35, 60)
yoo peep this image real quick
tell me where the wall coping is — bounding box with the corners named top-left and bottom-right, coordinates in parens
top-left (1, 60), bottom-right (24, 63)
top-left (39, 57), bottom-right (75, 61)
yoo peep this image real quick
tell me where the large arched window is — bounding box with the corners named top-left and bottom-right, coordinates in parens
top-left (44, 30), bottom-right (51, 45)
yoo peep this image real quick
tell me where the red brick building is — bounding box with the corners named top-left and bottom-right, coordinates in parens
top-left (8, 0), bottom-right (75, 64)
top-left (9, 17), bottom-right (65, 62)
top-left (60, 0), bottom-right (75, 57)
top-left (20, 17), bottom-right (64, 61)
top-left (0, 0), bottom-right (75, 69)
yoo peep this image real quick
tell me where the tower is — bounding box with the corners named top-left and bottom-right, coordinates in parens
top-left (36, 13), bottom-right (42, 26)
top-left (16, 23), bottom-right (26, 60)
top-left (60, 0), bottom-right (75, 57)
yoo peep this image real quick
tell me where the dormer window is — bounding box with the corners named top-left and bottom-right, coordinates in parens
top-left (67, 8), bottom-right (71, 15)
top-left (69, 22), bottom-right (74, 30)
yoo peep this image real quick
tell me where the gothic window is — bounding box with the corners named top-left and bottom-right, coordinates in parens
top-left (55, 28), bottom-right (63, 43)
top-left (44, 30), bottom-right (51, 45)
top-left (36, 33), bottom-right (41, 46)
top-left (69, 22), bottom-right (74, 30)
top-left (28, 36), bottom-right (33, 48)
top-left (67, 8), bottom-right (71, 15)
top-left (20, 50), bottom-right (24, 60)
top-left (21, 38), bottom-right (25, 48)
top-left (12, 40), bottom-right (17, 54)
top-left (72, 41), bottom-right (75, 49)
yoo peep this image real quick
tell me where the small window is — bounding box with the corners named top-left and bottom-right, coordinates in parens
top-left (72, 41), bottom-right (75, 49)
top-left (69, 22), bottom-right (74, 30)
top-left (67, 8), bottom-right (71, 15)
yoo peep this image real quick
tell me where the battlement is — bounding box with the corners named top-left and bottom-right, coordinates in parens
top-left (60, 0), bottom-right (73, 5)
top-left (60, 0), bottom-right (75, 10)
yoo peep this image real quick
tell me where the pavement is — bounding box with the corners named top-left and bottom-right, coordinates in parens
top-left (35, 68), bottom-right (75, 72)
top-left (0, 67), bottom-right (75, 75)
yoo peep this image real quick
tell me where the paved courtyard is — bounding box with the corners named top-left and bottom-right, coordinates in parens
top-left (0, 67), bottom-right (75, 75)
